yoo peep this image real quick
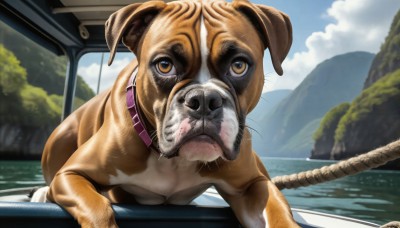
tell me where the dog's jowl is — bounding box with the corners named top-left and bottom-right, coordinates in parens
top-left (34, 0), bottom-right (298, 227)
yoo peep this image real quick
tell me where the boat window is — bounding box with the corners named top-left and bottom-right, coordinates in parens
top-left (74, 52), bottom-right (134, 111)
top-left (0, 20), bottom-right (67, 159)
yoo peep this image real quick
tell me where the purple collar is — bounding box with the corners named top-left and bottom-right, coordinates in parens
top-left (126, 68), bottom-right (153, 148)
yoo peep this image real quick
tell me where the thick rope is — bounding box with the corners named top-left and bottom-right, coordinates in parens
top-left (381, 221), bottom-right (400, 228)
top-left (271, 139), bottom-right (400, 190)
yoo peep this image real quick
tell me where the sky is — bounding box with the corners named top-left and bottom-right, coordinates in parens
top-left (77, 0), bottom-right (400, 94)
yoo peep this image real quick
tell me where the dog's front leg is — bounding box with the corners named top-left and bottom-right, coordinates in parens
top-left (48, 171), bottom-right (117, 228)
top-left (219, 179), bottom-right (299, 228)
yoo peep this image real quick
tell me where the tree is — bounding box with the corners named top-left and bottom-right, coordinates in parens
top-left (0, 44), bottom-right (27, 95)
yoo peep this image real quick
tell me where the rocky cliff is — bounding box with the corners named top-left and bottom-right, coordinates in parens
top-left (311, 10), bottom-right (400, 169)
top-left (0, 124), bottom-right (53, 159)
top-left (331, 69), bottom-right (400, 169)
top-left (311, 103), bottom-right (350, 159)
top-left (364, 10), bottom-right (400, 88)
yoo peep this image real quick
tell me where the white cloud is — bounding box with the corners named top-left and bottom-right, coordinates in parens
top-left (263, 0), bottom-right (400, 93)
top-left (78, 57), bottom-right (131, 94)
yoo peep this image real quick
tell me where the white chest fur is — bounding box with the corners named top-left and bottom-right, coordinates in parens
top-left (108, 154), bottom-right (212, 205)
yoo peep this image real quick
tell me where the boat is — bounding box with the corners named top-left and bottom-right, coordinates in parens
top-left (0, 187), bottom-right (379, 227)
top-left (0, 1), bottom-right (386, 227)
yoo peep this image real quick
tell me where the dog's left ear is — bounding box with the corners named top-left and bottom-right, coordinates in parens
top-left (105, 1), bottom-right (166, 65)
top-left (233, 1), bottom-right (292, 75)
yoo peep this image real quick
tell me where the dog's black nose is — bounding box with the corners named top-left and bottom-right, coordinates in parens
top-left (184, 89), bottom-right (223, 119)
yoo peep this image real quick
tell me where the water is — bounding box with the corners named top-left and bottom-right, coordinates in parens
top-left (263, 158), bottom-right (400, 225)
top-left (0, 161), bottom-right (44, 190)
top-left (0, 158), bottom-right (399, 225)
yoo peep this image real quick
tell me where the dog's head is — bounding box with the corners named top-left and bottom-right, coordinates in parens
top-left (106, 0), bottom-right (292, 162)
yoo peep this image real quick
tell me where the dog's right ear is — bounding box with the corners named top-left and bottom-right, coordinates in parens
top-left (105, 1), bottom-right (166, 65)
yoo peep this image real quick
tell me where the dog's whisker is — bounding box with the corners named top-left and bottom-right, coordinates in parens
top-left (205, 162), bottom-right (213, 170)
top-left (246, 125), bottom-right (261, 138)
top-left (213, 159), bottom-right (220, 169)
top-left (196, 162), bottom-right (206, 174)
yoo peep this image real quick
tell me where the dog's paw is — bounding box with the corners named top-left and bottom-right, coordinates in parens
top-left (30, 186), bottom-right (50, 203)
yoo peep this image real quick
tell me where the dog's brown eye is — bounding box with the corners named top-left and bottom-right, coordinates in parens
top-left (230, 60), bottom-right (248, 77)
top-left (156, 59), bottom-right (176, 76)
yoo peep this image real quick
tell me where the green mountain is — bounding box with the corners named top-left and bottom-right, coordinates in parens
top-left (313, 70), bottom-right (400, 169)
top-left (247, 89), bottom-right (291, 132)
top-left (253, 51), bottom-right (375, 157)
top-left (312, 10), bottom-right (400, 169)
top-left (311, 103), bottom-right (350, 159)
top-left (277, 118), bottom-right (322, 158)
top-left (364, 10), bottom-right (400, 89)
top-left (333, 70), bottom-right (400, 159)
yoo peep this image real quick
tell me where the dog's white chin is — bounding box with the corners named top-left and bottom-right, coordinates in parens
top-left (179, 136), bottom-right (223, 162)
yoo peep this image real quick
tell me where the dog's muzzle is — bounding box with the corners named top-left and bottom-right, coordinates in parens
top-left (158, 82), bottom-right (241, 162)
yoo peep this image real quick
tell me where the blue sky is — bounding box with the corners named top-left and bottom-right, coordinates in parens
top-left (78, 0), bottom-right (400, 94)
top-left (261, 0), bottom-right (335, 55)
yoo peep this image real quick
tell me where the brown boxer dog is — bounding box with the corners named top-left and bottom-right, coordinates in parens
top-left (37, 0), bottom-right (298, 227)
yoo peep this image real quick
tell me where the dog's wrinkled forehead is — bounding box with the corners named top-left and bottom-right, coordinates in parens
top-left (106, 0), bottom-right (292, 75)
top-left (152, 1), bottom-right (262, 45)
top-left (141, 0), bottom-right (264, 78)
top-left (140, 1), bottom-right (202, 66)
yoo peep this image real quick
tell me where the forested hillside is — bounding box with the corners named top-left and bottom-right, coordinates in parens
top-left (0, 22), bottom-right (94, 103)
top-left (312, 10), bottom-right (400, 169)
top-left (364, 10), bottom-right (400, 89)
top-left (0, 21), bottom-right (95, 158)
